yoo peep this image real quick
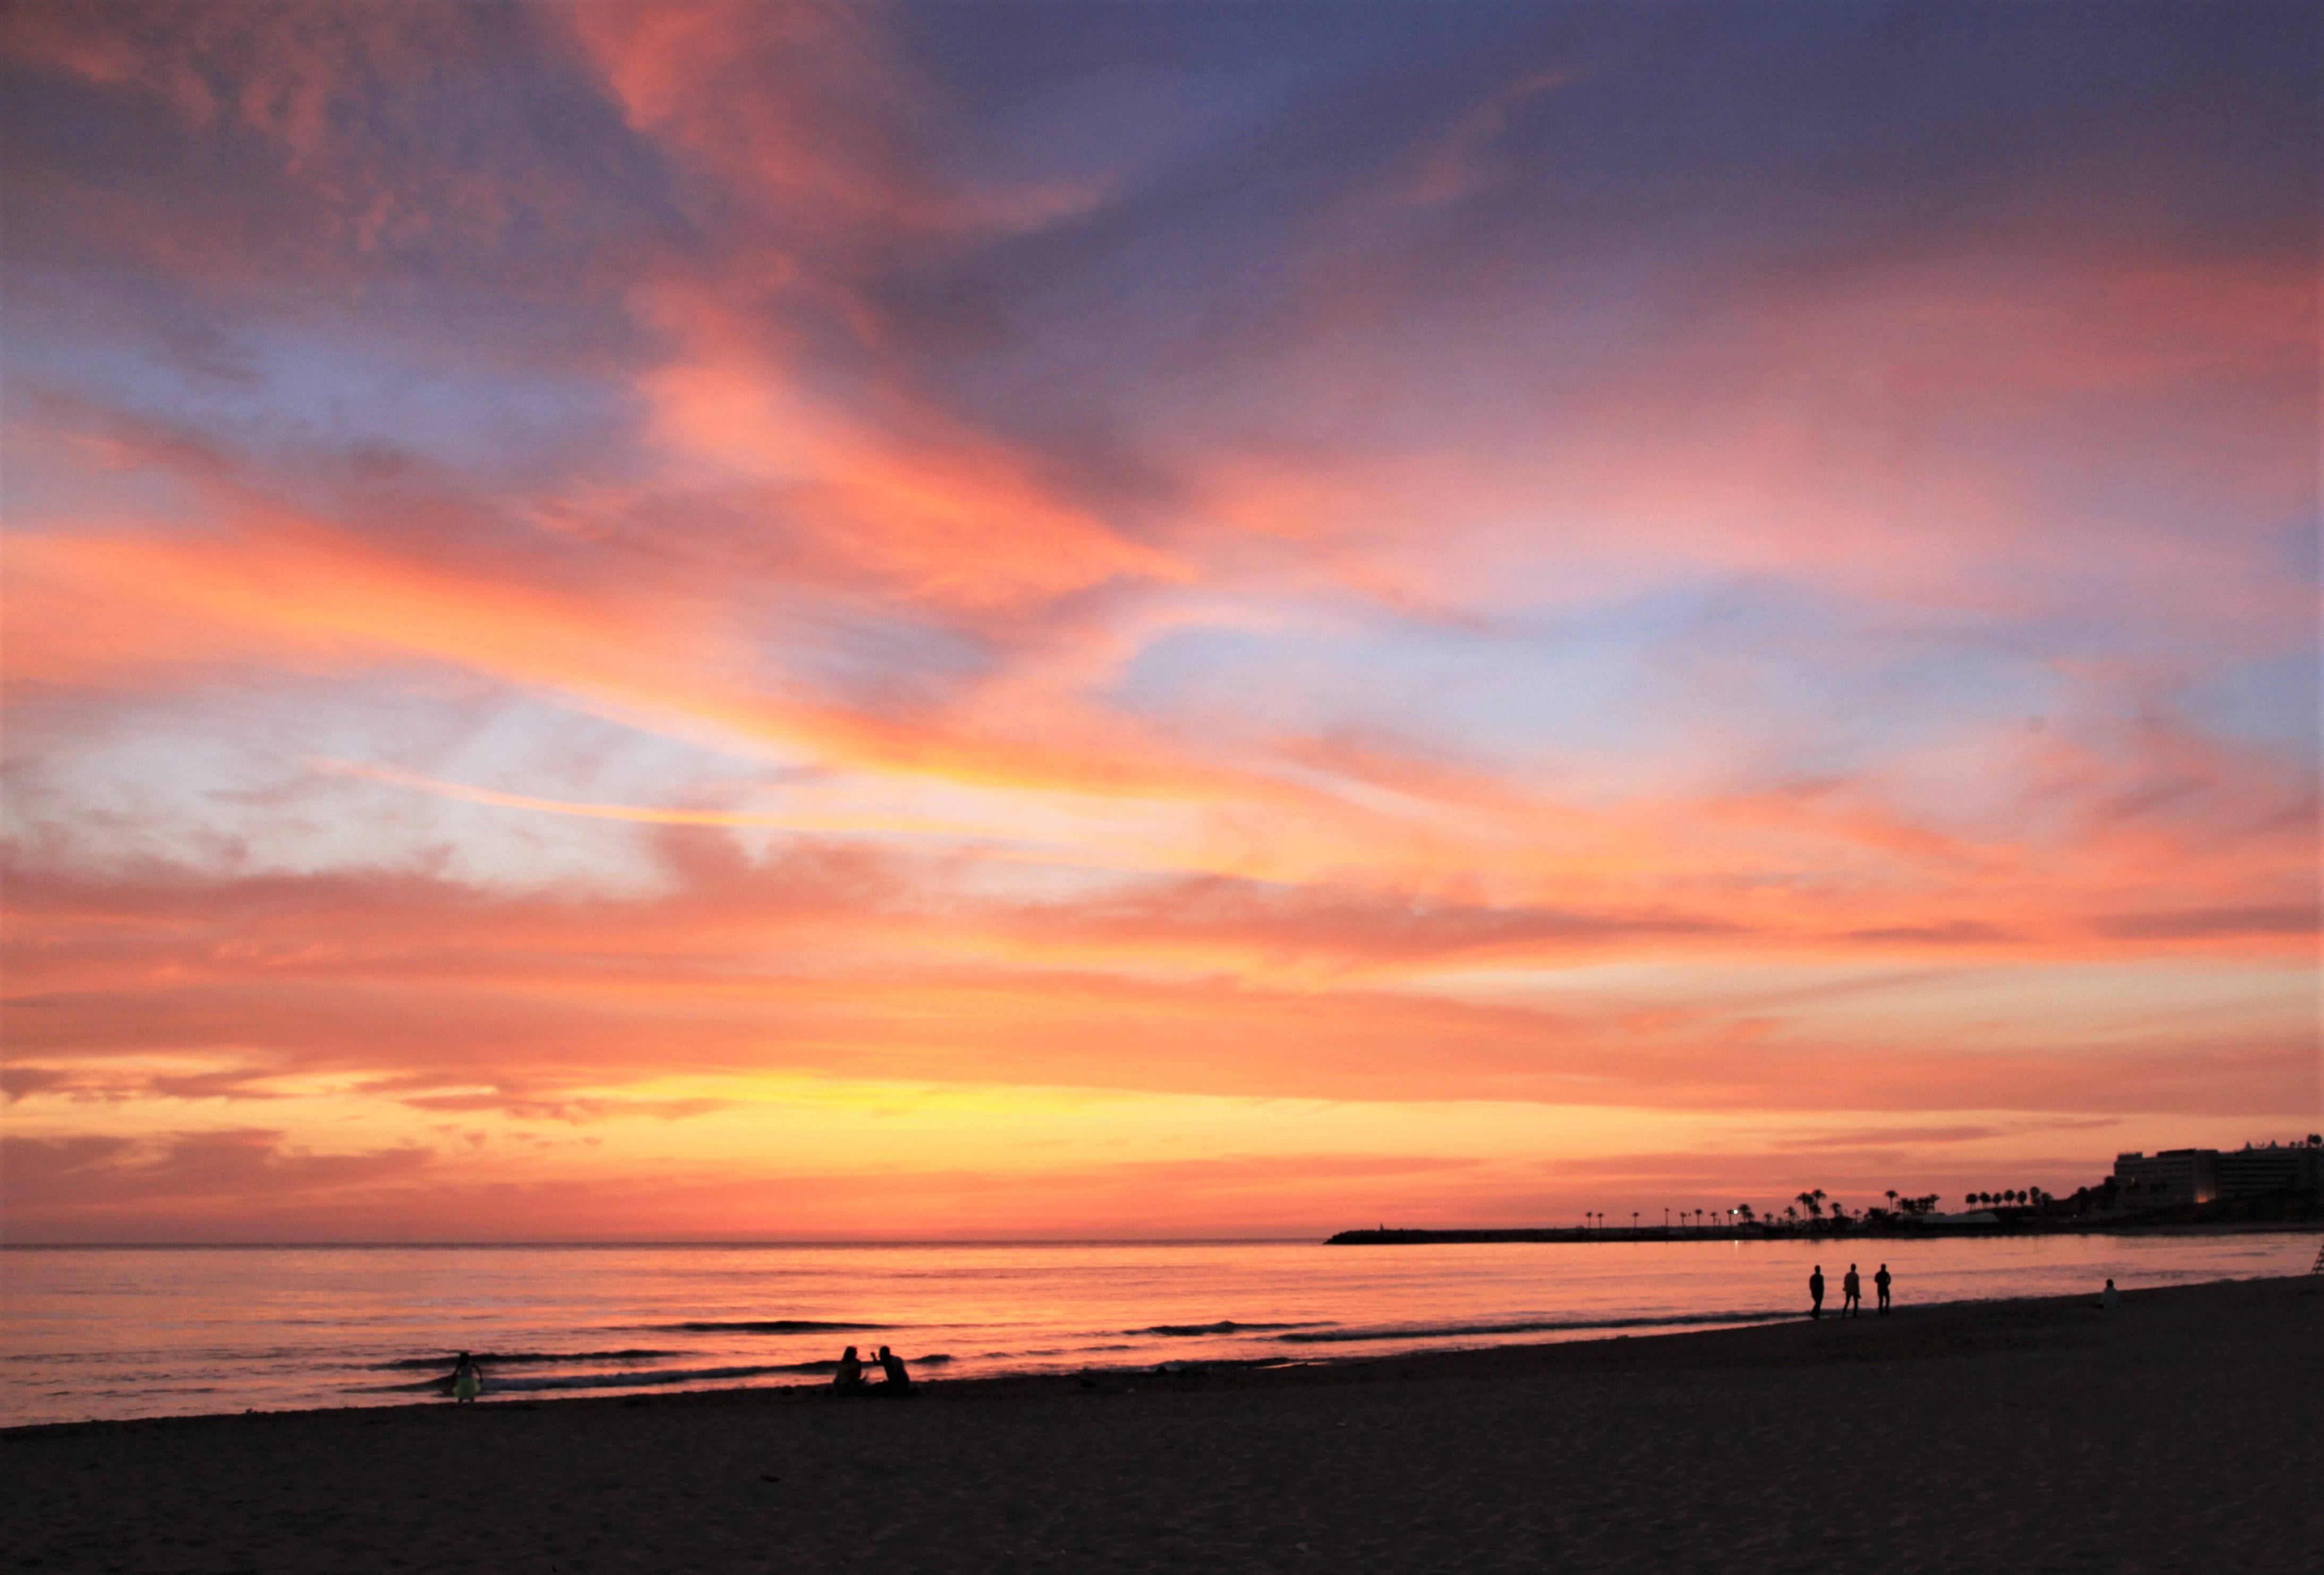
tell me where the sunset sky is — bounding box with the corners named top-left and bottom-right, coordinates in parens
top-left (3, 2), bottom-right (2317, 1241)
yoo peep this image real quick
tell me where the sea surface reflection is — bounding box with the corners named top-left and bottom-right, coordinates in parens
top-left (4, 1232), bottom-right (2311, 1426)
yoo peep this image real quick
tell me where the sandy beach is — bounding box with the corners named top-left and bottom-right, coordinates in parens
top-left (7, 1274), bottom-right (2318, 1573)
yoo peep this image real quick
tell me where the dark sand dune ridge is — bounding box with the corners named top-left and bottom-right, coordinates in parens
top-left (6, 1275), bottom-right (2317, 1573)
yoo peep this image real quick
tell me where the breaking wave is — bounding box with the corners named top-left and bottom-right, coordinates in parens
top-left (357, 1352), bottom-right (952, 1395)
top-left (1127, 1321), bottom-right (1332, 1338)
top-left (651, 1320), bottom-right (893, 1334)
top-left (1278, 1309), bottom-right (1795, 1344)
top-left (370, 1349), bottom-right (678, 1371)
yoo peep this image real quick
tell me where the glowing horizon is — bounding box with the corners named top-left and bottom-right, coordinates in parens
top-left (2, 2), bottom-right (2316, 1241)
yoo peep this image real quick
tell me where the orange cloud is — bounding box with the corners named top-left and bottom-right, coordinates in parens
top-left (6, 835), bottom-right (2311, 1120)
top-left (629, 284), bottom-right (1186, 614)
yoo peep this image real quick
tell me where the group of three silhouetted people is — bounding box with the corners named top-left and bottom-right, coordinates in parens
top-left (830, 1344), bottom-right (912, 1396)
top-left (1807, 1262), bottom-right (1891, 1318)
top-left (1807, 1265), bottom-right (2130, 1319)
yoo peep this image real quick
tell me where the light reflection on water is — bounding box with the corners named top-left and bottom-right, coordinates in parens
top-left (3, 1232), bottom-right (2312, 1427)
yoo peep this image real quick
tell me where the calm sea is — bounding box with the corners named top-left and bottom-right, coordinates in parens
top-left (3, 1232), bottom-right (2312, 1428)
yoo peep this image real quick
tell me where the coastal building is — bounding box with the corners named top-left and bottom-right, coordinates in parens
top-left (2214, 1141), bottom-right (2323, 1200)
top-left (2111, 1149), bottom-right (2217, 1208)
top-left (2112, 1142), bottom-right (2324, 1210)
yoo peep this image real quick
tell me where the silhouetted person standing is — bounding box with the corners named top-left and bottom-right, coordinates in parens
top-left (876, 1344), bottom-right (913, 1394)
top-left (1874, 1263), bottom-right (1892, 1314)
top-left (451, 1351), bottom-right (480, 1404)
top-left (1808, 1265), bottom-right (1825, 1319)
top-left (1842, 1264), bottom-right (1861, 1317)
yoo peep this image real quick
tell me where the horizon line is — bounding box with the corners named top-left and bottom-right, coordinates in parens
top-left (0, 1235), bottom-right (1327, 1250)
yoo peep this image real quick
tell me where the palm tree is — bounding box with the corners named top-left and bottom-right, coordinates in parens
top-left (1886, 1189), bottom-right (1898, 1212)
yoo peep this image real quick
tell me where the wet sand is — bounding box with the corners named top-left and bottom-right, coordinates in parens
top-left (7, 1275), bottom-right (2318, 1573)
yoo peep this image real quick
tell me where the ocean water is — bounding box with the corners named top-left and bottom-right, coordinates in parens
top-left (3, 1232), bottom-right (2312, 1428)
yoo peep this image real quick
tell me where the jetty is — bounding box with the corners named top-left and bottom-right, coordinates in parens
top-left (1330, 1227), bottom-right (1742, 1245)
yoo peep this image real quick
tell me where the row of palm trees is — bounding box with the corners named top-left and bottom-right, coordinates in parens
top-left (1882, 1190), bottom-right (1944, 1215)
top-left (1576, 1183), bottom-right (2061, 1232)
top-left (1965, 1187), bottom-right (2051, 1209)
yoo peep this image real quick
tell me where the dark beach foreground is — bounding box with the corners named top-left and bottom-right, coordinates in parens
top-left (7, 1275), bottom-right (2318, 1574)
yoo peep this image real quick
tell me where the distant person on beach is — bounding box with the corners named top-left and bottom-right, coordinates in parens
top-left (1842, 1265), bottom-right (1861, 1317)
top-left (875, 1345), bottom-right (913, 1394)
top-left (1808, 1265), bottom-right (1825, 1319)
top-left (832, 1346), bottom-right (865, 1394)
top-left (1874, 1264), bottom-right (1892, 1314)
top-left (451, 1352), bottom-right (480, 1404)
top-left (2100, 1279), bottom-right (2120, 1310)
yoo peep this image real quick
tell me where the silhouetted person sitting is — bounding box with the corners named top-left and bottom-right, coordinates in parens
top-left (831, 1345), bottom-right (866, 1394)
top-left (451, 1351), bottom-right (480, 1404)
top-left (875, 1344), bottom-right (913, 1394)
top-left (1842, 1264), bottom-right (1861, 1317)
top-left (1874, 1263), bottom-right (1892, 1314)
top-left (2099, 1278), bottom-right (2119, 1310)
top-left (1808, 1265), bottom-right (1825, 1319)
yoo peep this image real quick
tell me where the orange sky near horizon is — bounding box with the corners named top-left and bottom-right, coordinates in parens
top-left (2, 2), bottom-right (2317, 1240)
